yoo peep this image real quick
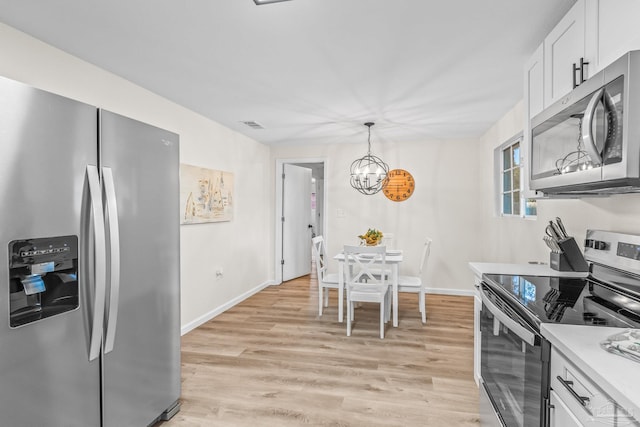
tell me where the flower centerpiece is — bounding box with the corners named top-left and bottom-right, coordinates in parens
top-left (358, 228), bottom-right (383, 246)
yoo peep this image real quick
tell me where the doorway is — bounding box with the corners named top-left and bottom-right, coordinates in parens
top-left (274, 158), bottom-right (328, 284)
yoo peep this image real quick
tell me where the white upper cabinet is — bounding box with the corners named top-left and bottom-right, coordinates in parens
top-left (522, 44), bottom-right (544, 198)
top-left (543, 0), bottom-right (587, 107)
top-left (589, 0), bottom-right (640, 73)
top-left (525, 44), bottom-right (545, 119)
top-left (525, 0), bottom-right (640, 121)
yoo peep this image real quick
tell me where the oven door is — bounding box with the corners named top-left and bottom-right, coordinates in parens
top-left (480, 283), bottom-right (545, 427)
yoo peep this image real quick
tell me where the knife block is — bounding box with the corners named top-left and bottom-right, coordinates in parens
top-left (550, 237), bottom-right (589, 272)
top-left (550, 252), bottom-right (574, 271)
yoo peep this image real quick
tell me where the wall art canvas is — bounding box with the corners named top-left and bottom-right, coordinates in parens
top-left (180, 164), bottom-right (234, 224)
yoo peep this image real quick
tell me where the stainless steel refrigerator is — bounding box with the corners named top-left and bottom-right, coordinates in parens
top-left (0, 76), bottom-right (181, 426)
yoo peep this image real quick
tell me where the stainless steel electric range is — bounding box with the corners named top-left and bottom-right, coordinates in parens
top-left (478, 230), bottom-right (640, 427)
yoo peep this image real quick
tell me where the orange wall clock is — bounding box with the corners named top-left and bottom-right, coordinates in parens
top-left (383, 169), bottom-right (415, 202)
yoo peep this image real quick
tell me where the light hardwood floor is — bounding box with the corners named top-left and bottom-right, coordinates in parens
top-left (159, 273), bottom-right (480, 426)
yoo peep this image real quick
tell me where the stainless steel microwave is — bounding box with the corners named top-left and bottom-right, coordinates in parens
top-left (530, 50), bottom-right (640, 195)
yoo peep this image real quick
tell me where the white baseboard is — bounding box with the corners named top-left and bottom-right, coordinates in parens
top-left (180, 280), bottom-right (277, 335)
top-left (425, 287), bottom-right (475, 297)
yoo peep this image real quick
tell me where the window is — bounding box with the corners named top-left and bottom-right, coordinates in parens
top-left (496, 133), bottom-right (537, 217)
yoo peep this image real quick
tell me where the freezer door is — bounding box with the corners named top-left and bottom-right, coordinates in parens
top-left (0, 77), bottom-right (101, 425)
top-left (99, 110), bottom-right (181, 427)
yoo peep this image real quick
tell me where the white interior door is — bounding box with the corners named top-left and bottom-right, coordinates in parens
top-left (282, 164), bottom-right (312, 281)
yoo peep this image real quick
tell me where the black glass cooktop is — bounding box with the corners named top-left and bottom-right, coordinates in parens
top-left (482, 273), bottom-right (640, 329)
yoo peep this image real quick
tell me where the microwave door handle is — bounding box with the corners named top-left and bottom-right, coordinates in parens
top-left (602, 90), bottom-right (619, 152)
top-left (480, 285), bottom-right (536, 346)
top-left (581, 88), bottom-right (604, 165)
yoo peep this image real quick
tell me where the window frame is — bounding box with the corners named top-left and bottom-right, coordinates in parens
top-left (495, 132), bottom-right (537, 218)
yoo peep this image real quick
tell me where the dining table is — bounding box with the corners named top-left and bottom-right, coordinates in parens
top-left (333, 249), bottom-right (403, 327)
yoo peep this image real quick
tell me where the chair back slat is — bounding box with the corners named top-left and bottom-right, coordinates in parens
top-left (418, 238), bottom-right (432, 276)
top-left (312, 235), bottom-right (328, 280)
top-left (343, 245), bottom-right (387, 286)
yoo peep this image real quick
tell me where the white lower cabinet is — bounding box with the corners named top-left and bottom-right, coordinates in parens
top-left (550, 390), bottom-right (583, 427)
top-left (550, 347), bottom-right (640, 427)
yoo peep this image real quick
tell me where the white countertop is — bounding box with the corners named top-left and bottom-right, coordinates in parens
top-left (468, 262), bottom-right (589, 278)
top-left (541, 324), bottom-right (640, 421)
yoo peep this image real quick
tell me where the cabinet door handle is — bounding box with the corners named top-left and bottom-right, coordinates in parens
top-left (572, 57), bottom-right (590, 89)
top-left (544, 397), bottom-right (554, 426)
top-left (579, 57), bottom-right (589, 84)
top-left (556, 376), bottom-right (590, 407)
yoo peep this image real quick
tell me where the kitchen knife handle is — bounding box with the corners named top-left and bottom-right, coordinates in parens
top-left (555, 217), bottom-right (568, 239)
top-left (546, 222), bottom-right (562, 241)
top-left (550, 221), bottom-right (567, 241)
top-left (87, 165), bottom-right (107, 362)
top-left (102, 167), bottom-right (120, 354)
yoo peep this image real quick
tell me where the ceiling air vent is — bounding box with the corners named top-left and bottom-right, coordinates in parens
top-left (241, 121), bottom-right (264, 130)
top-left (254, 0), bottom-right (292, 5)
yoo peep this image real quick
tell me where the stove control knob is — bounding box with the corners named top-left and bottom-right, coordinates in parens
top-left (595, 240), bottom-right (608, 250)
top-left (586, 239), bottom-right (608, 250)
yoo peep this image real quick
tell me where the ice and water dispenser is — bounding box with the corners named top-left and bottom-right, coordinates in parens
top-left (8, 235), bottom-right (79, 327)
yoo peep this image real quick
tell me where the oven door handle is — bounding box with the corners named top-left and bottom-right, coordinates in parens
top-left (480, 285), bottom-right (536, 346)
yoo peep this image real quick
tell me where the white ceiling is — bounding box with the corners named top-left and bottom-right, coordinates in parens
top-left (0, 0), bottom-right (575, 146)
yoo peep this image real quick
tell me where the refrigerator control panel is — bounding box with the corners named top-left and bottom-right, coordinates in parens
top-left (8, 235), bottom-right (79, 328)
top-left (10, 236), bottom-right (77, 267)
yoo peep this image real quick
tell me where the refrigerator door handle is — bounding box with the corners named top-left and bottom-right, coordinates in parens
top-left (87, 165), bottom-right (107, 361)
top-left (102, 167), bottom-right (121, 354)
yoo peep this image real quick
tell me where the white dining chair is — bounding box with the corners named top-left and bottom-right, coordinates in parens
top-left (344, 245), bottom-right (391, 339)
top-left (367, 233), bottom-right (394, 280)
top-left (312, 235), bottom-right (341, 317)
top-left (397, 237), bottom-right (432, 324)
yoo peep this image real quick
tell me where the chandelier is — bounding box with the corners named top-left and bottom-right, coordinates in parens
top-left (349, 122), bottom-right (389, 195)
